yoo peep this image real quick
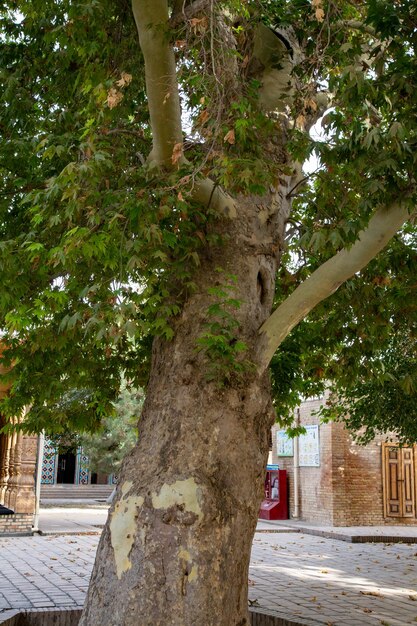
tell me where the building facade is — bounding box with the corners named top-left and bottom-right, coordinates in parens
top-left (0, 363), bottom-right (37, 535)
top-left (272, 397), bottom-right (417, 526)
top-left (40, 438), bottom-right (116, 486)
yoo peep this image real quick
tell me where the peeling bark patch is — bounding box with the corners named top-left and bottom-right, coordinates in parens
top-left (110, 481), bottom-right (144, 579)
top-left (151, 478), bottom-right (203, 521)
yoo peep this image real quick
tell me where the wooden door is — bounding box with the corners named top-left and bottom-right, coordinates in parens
top-left (382, 444), bottom-right (416, 519)
top-left (402, 447), bottom-right (415, 517)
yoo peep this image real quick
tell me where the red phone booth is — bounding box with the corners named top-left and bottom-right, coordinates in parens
top-left (259, 465), bottom-right (288, 520)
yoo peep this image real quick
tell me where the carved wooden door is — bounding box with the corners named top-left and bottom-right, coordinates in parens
top-left (383, 444), bottom-right (416, 519)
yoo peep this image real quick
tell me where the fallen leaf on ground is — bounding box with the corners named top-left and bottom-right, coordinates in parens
top-left (361, 591), bottom-right (383, 597)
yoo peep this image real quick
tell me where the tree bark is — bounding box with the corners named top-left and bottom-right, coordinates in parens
top-left (80, 193), bottom-right (287, 625)
top-left (259, 202), bottom-right (411, 367)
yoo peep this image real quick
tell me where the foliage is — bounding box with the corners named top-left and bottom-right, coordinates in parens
top-left (80, 383), bottom-right (142, 475)
top-left (320, 333), bottom-right (417, 444)
top-left (196, 272), bottom-right (253, 385)
top-left (43, 383), bottom-right (141, 474)
top-left (270, 225), bottom-right (417, 441)
top-left (0, 0), bottom-right (416, 442)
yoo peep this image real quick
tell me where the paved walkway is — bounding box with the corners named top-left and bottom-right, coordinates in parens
top-left (36, 506), bottom-right (108, 535)
top-left (1, 510), bottom-right (417, 625)
top-left (250, 532), bottom-right (417, 626)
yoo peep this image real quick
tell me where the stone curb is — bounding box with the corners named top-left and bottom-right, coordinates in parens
top-left (256, 522), bottom-right (417, 543)
top-left (0, 608), bottom-right (310, 626)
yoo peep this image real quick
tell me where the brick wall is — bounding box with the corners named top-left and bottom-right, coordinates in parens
top-left (0, 513), bottom-right (33, 535)
top-left (272, 399), bottom-right (417, 527)
top-left (332, 429), bottom-right (387, 526)
top-left (272, 398), bottom-right (335, 525)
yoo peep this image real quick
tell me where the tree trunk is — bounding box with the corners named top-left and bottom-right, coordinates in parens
top-left (80, 193), bottom-right (288, 625)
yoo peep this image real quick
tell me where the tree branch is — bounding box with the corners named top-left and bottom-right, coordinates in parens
top-left (101, 128), bottom-right (144, 138)
top-left (338, 20), bottom-right (377, 36)
top-left (192, 178), bottom-right (237, 218)
top-left (170, 0), bottom-right (213, 28)
top-left (132, 0), bottom-right (183, 167)
top-left (259, 202), bottom-right (411, 369)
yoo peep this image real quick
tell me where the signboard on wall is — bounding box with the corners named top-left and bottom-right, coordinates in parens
top-left (299, 425), bottom-right (320, 467)
top-left (276, 431), bottom-right (294, 457)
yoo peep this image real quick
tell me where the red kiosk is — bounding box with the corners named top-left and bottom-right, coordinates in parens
top-left (259, 464), bottom-right (288, 520)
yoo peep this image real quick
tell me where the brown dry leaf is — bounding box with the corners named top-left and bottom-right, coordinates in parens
top-left (177, 191), bottom-right (184, 202)
top-left (107, 88), bottom-right (123, 109)
top-left (315, 8), bottom-right (325, 22)
top-left (296, 114), bottom-right (306, 129)
top-left (172, 142), bottom-right (183, 166)
top-left (360, 591), bottom-right (383, 597)
top-left (189, 16), bottom-right (208, 33)
top-left (312, 0), bottom-right (322, 6)
top-left (198, 109), bottom-right (210, 125)
top-left (363, 608), bottom-right (372, 613)
top-left (305, 98), bottom-right (318, 111)
top-left (175, 40), bottom-right (187, 49)
top-left (310, 596), bottom-right (317, 602)
top-left (320, 569), bottom-right (328, 574)
top-left (116, 72), bottom-right (133, 88)
top-left (408, 595), bottom-right (417, 601)
top-left (224, 129), bottom-right (235, 144)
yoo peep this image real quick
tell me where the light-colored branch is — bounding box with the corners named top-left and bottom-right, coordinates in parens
top-left (338, 20), bottom-right (376, 36)
top-left (132, 0), bottom-right (183, 167)
top-left (192, 178), bottom-right (237, 218)
top-left (259, 202), bottom-right (411, 369)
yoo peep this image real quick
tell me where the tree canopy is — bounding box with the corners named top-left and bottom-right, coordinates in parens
top-left (2, 1), bottom-right (417, 624)
top-left (0, 0), bottom-right (416, 439)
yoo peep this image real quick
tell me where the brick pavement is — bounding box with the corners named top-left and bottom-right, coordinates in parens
top-left (1, 531), bottom-right (417, 625)
top-left (0, 535), bottom-right (97, 615)
top-left (249, 533), bottom-right (417, 626)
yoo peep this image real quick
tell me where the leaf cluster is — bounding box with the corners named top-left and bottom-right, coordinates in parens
top-left (196, 272), bottom-right (253, 386)
top-left (0, 0), bottom-right (416, 443)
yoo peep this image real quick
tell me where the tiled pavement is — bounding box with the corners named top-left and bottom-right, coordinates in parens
top-left (249, 533), bottom-right (417, 625)
top-left (1, 530), bottom-right (417, 625)
top-left (0, 535), bottom-right (96, 616)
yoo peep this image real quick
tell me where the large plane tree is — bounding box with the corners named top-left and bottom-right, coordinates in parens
top-left (1, 1), bottom-right (416, 624)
